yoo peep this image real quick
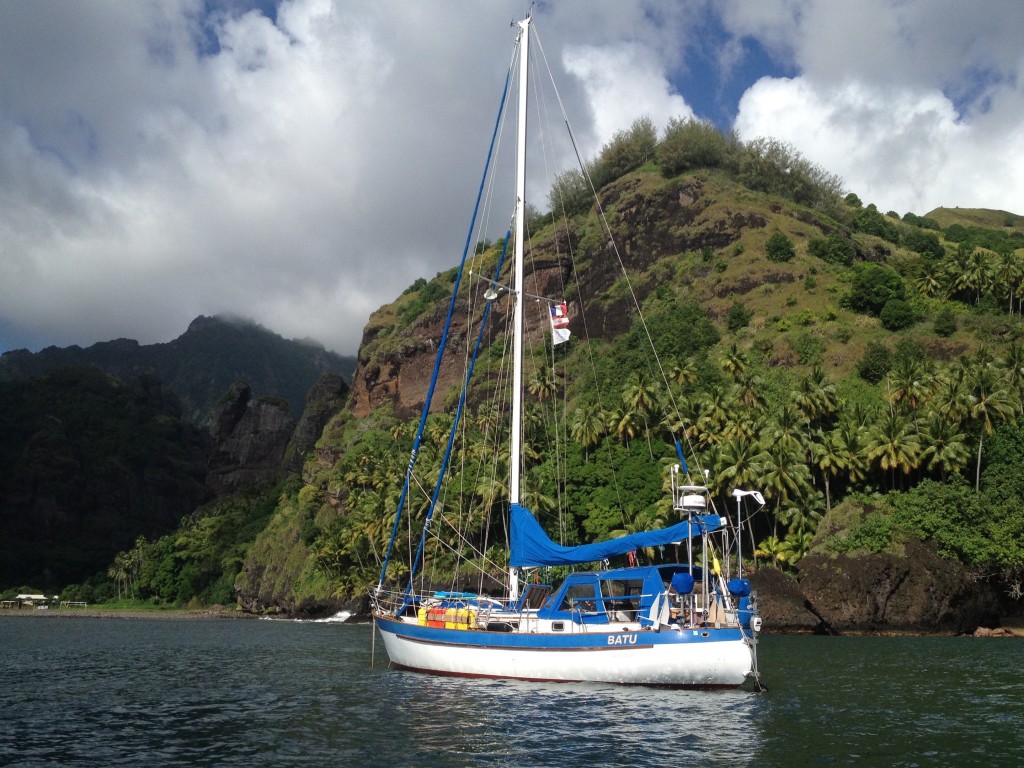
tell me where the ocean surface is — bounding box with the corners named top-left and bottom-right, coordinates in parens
top-left (1, 615), bottom-right (1021, 767)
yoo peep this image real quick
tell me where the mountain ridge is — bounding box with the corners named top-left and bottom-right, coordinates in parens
top-left (0, 314), bottom-right (357, 425)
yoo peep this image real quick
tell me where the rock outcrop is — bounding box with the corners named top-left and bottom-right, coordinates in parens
top-left (284, 372), bottom-right (349, 473)
top-left (206, 381), bottom-right (295, 496)
top-left (750, 539), bottom-right (1002, 635)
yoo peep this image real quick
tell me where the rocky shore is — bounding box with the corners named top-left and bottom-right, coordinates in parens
top-left (748, 540), bottom-right (1020, 636)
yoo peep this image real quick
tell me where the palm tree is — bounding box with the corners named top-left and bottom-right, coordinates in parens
top-left (915, 262), bottom-right (947, 298)
top-left (966, 365), bottom-right (1016, 491)
top-left (950, 245), bottom-right (991, 305)
top-left (1000, 342), bottom-right (1024, 412)
top-left (717, 435), bottom-right (767, 494)
top-left (795, 366), bottom-right (839, 426)
top-left (887, 357), bottom-right (931, 412)
top-left (932, 367), bottom-right (972, 427)
top-left (811, 428), bottom-right (846, 514)
top-left (621, 373), bottom-right (659, 458)
top-left (865, 409), bottom-right (921, 488)
top-left (569, 401), bottom-right (605, 461)
top-left (733, 373), bottom-right (767, 412)
top-left (754, 535), bottom-right (787, 568)
top-left (701, 385), bottom-right (732, 434)
top-left (992, 251), bottom-right (1023, 315)
top-left (917, 412), bottom-right (972, 481)
top-left (833, 420), bottom-right (870, 486)
top-left (527, 364), bottom-right (558, 401)
top-left (762, 404), bottom-right (811, 456)
top-left (761, 441), bottom-right (814, 507)
top-left (667, 358), bottom-right (699, 390)
top-left (719, 344), bottom-right (749, 381)
top-left (778, 530), bottom-right (815, 564)
top-left (607, 405), bottom-right (639, 448)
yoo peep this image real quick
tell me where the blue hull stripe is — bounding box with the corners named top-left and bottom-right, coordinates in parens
top-left (376, 616), bottom-right (745, 650)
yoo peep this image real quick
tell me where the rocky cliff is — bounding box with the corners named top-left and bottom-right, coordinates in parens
top-left (749, 539), bottom-right (1002, 634)
top-left (205, 382), bottom-right (296, 496)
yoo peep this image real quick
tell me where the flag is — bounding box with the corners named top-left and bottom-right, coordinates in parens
top-left (549, 302), bottom-right (571, 345)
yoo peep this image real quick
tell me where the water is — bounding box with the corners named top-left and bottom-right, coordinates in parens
top-left (1, 617), bottom-right (1021, 767)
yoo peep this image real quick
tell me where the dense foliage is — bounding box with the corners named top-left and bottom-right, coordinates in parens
top-left (0, 367), bottom-right (207, 590)
top-left (24, 110), bottom-right (1024, 611)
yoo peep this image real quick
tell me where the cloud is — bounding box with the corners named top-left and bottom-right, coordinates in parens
top-left (726, 0), bottom-right (1024, 214)
top-left (563, 44), bottom-right (694, 152)
top-left (1, 0), bottom-right (1023, 357)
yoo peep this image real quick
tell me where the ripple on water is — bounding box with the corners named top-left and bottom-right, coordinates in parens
top-left (2, 619), bottom-right (1021, 767)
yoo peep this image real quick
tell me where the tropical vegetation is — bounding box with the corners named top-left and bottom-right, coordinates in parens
top-left (14, 114), bottom-right (1024, 612)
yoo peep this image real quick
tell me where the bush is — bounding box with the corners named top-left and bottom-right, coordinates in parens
top-left (902, 228), bottom-right (944, 258)
top-left (590, 116), bottom-right (657, 188)
top-left (766, 232), bottom-right (796, 263)
top-left (737, 138), bottom-right (843, 208)
top-left (848, 263), bottom-right (906, 315)
top-left (858, 341), bottom-right (892, 383)
top-left (808, 233), bottom-right (855, 266)
top-left (656, 117), bottom-right (736, 176)
top-left (727, 301), bottom-right (753, 332)
top-left (790, 331), bottom-right (825, 365)
top-left (880, 298), bottom-right (916, 330)
top-left (934, 306), bottom-right (957, 337)
top-left (852, 203), bottom-right (900, 243)
top-left (893, 337), bottom-right (925, 363)
top-left (548, 168), bottom-right (591, 217)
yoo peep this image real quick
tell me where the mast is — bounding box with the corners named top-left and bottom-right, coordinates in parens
top-left (508, 15), bottom-right (530, 602)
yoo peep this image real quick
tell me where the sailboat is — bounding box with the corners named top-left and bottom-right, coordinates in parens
top-left (370, 16), bottom-right (765, 689)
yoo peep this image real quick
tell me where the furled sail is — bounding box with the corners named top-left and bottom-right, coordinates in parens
top-left (509, 503), bottom-right (722, 567)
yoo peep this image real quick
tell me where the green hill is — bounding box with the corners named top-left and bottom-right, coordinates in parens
top-left (36, 125), bottom-right (1024, 618)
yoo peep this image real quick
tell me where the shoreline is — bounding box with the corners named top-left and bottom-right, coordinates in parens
top-left (3, 607), bottom-right (1020, 635)
top-left (0, 606), bottom-right (256, 620)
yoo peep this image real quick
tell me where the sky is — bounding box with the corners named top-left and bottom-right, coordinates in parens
top-left (2, 0), bottom-right (1023, 357)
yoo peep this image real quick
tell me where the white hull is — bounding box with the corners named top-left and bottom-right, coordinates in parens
top-left (375, 617), bottom-right (754, 688)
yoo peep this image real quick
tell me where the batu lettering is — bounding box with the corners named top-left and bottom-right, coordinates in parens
top-left (608, 634), bottom-right (638, 646)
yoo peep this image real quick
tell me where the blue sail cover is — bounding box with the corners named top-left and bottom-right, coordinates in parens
top-left (509, 503), bottom-right (723, 567)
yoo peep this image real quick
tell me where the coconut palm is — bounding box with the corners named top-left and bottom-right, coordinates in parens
top-left (527, 364), bottom-right (558, 402)
top-left (795, 366), bottom-right (839, 425)
top-left (719, 344), bottom-right (749, 381)
top-left (761, 404), bottom-right (811, 456)
top-left (717, 434), bottom-right (767, 494)
top-left (966, 365), bottom-right (1017, 491)
top-left (667, 358), bottom-right (699, 390)
top-left (607, 405), bottom-right (639, 448)
top-left (833, 420), bottom-right (870, 486)
top-left (621, 373), bottom-right (660, 458)
top-left (761, 441), bottom-right (814, 507)
top-left (932, 367), bottom-right (972, 427)
top-left (866, 409), bottom-right (921, 488)
top-left (887, 357), bottom-right (932, 412)
top-left (992, 251), bottom-right (1023, 315)
top-left (778, 530), bottom-right (815, 564)
top-left (569, 401), bottom-right (605, 461)
top-left (950, 245), bottom-right (992, 304)
top-left (811, 428), bottom-right (846, 514)
top-left (917, 412), bottom-right (972, 481)
top-left (1000, 342), bottom-right (1024, 412)
top-left (914, 262), bottom-right (947, 298)
top-left (733, 373), bottom-right (768, 412)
